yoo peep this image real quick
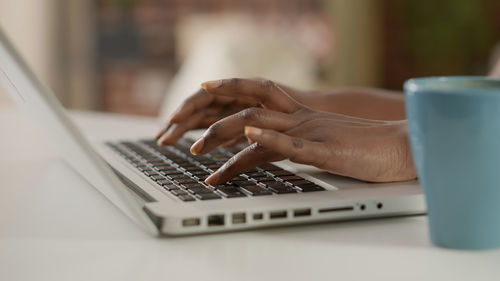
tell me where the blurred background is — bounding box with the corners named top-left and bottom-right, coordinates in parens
top-left (0, 0), bottom-right (499, 117)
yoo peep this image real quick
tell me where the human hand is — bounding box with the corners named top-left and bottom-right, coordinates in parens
top-left (185, 78), bottom-right (417, 185)
top-left (155, 85), bottom-right (259, 146)
top-left (155, 79), bottom-right (318, 146)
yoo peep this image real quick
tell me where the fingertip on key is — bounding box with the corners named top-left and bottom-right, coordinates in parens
top-left (190, 138), bottom-right (205, 155)
top-left (204, 173), bottom-right (218, 186)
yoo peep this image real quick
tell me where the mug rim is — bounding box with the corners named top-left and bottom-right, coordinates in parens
top-left (404, 76), bottom-right (500, 95)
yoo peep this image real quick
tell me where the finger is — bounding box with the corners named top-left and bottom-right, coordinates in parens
top-left (221, 136), bottom-right (246, 147)
top-left (190, 108), bottom-right (299, 155)
top-left (205, 143), bottom-right (283, 185)
top-left (155, 123), bottom-right (172, 140)
top-left (198, 116), bottom-right (221, 128)
top-left (244, 126), bottom-right (327, 167)
top-left (201, 78), bottom-right (302, 113)
top-left (169, 88), bottom-right (214, 123)
top-left (157, 110), bottom-right (207, 145)
top-left (182, 102), bottom-right (252, 129)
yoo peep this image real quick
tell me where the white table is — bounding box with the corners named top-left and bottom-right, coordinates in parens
top-left (1, 104), bottom-right (499, 281)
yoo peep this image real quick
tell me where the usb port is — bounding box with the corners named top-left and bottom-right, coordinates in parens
top-left (182, 218), bottom-right (200, 227)
top-left (253, 213), bottom-right (263, 220)
top-left (232, 213), bottom-right (246, 224)
top-left (208, 214), bottom-right (225, 226)
top-left (293, 208), bottom-right (311, 217)
top-left (270, 210), bottom-right (287, 219)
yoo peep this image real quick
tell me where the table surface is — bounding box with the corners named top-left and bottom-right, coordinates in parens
top-left (1, 104), bottom-right (499, 281)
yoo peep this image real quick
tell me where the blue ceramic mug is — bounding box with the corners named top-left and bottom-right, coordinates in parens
top-left (405, 76), bottom-right (500, 250)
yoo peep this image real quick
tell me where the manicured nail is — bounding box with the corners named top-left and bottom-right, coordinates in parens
top-left (190, 138), bottom-right (205, 155)
top-left (201, 80), bottom-right (222, 92)
top-left (244, 126), bottom-right (262, 137)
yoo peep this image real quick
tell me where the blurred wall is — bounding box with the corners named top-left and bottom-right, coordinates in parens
top-left (0, 0), bottom-right (61, 104)
top-left (324, 0), bottom-right (383, 88)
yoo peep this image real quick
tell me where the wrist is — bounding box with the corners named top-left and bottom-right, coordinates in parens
top-left (395, 121), bottom-right (417, 181)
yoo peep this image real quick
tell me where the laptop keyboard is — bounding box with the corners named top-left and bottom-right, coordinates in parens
top-left (106, 138), bottom-right (325, 202)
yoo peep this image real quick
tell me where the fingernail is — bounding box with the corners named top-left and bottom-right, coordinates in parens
top-left (201, 80), bottom-right (222, 92)
top-left (205, 172), bottom-right (218, 185)
top-left (156, 137), bottom-right (165, 146)
top-left (244, 126), bottom-right (262, 137)
top-left (157, 126), bottom-right (175, 146)
top-left (190, 138), bottom-right (205, 155)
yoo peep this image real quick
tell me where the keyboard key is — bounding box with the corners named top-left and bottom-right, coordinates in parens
top-left (205, 163), bottom-right (223, 169)
top-left (157, 179), bottom-right (173, 186)
top-left (142, 170), bottom-right (157, 177)
top-left (192, 175), bottom-right (208, 181)
top-left (287, 179), bottom-right (315, 187)
top-left (244, 171), bottom-right (268, 178)
top-left (178, 194), bottom-right (196, 202)
top-left (279, 175), bottom-right (304, 181)
top-left (162, 184), bottom-right (180, 191)
top-left (252, 176), bottom-right (276, 182)
top-left (195, 192), bottom-right (222, 200)
top-left (216, 186), bottom-right (247, 198)
top-left (189, 172), bottom-right (211, 180)
top-left (171, 189), bottom-right (188, 196)
top-left (136, 164), bottom-right (148, 171)
top-left (265, 181), bottom-right (297, 194)
top-left (189, 169), bottom-right (210, 175)
top-left (237, 184), bottom-right (273, 196)
top-left (181, 182), bottom-right (206, 189)
top-left (230, 176), bottom-right (248, 182)
top-left (158, 170), bottom-right (179, 177)
top-left (157, 169), bottom-right (183, 175)
top-left (182, 165), bottom-right (199, 170)
top-left (232, 180), bottom-right (258, 187)
top-left (187, 186), bottom-right (214, 195)
top-left (167, 174), bottom-right (190, 180)
top-left (149, 160), bottom-right (166, 165)
top-left (149, 174), bottom-right (165, 181)
top-left (297, 185), bottom-right (325, 192)
top-left (153, 164), bottom-right (173, 169)
top-left (144, 156), bottom-right (162, 162)
top-left (174, 178), bottom-right (198, 185)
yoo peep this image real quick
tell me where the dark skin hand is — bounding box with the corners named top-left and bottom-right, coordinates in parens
top-left (156, 78), bottom-right (417, 185)
top-left (155, 80), bottom-right (407, 145)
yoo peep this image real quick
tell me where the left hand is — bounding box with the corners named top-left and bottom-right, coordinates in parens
top-left (184, 78), bottom-right (417, 185)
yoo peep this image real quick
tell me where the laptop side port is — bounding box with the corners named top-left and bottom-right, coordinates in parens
top-left (182, 218), bottom-right (201, 227)
top-left (318, 206), bottom-right (354, 213)
top-left (253, 213), bottom-right (264, 220)
top-left (293, 208), bottom-right (311, 217)
top-left (232, 213), bottom-right (246, 224)
top-left (270, 210), bottom-right (287, 219)
top-left (208, 214), bottom-right (225, 226)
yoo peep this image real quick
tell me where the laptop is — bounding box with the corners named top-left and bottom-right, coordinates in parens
top-left (0, 27), bottom-right (425, 236)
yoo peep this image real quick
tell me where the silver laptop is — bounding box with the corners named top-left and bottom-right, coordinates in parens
top-left (0, 27), bottom-right (425, 236)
